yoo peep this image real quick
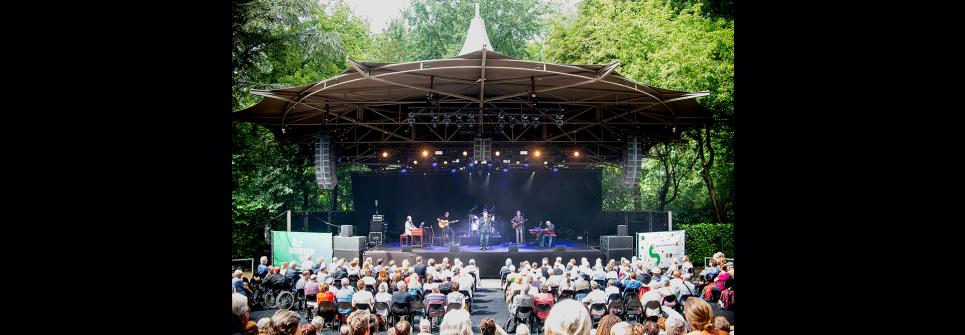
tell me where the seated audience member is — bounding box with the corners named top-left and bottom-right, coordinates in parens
top-left (395, 320), bottom-right (412, 335)
top-left (683, 297), bottom-right (726, 335)
top-left (231, 293), bottom-right (258, 335)
top-left (580, 280), bottom-right (608, 306)
top-left (418, 319), bottom-right (432, 335)
top-left (447, 281), bottom-right (466, 306)
top-left (640, 321), bottom-right (659, 335)
top-left (336, 278), bottom-right (355, 314)
top-left (316, 282), bottom-right (337, 323)
top-left (702, 263), bottom-right (730, 299)
top-left (533, 284), bottom-right (555, 319)
top-left (300, 324), bottom-right (318, 335)
top-left (506, 282), bottom-right (535, 331)
top-left (543, 299), bottom-right (592, 335)
top-left (375, 282), bottom-right (393, 319)
top-left (516, 324), bottom-right (531, 335)
top-left (610, 322), bottom-right (633, 335)
top-left (595, 315), bottom-right (621, 335)
top-left (347, 310), bottom-right (372, 335)
top-left (424, 286), bottom-right (446, 306)
top-left (664, 314), bottom-right (687, 335)
top-left (310, 316), bottom-right (325, 333)
top-left (305, 274), bottom-right (321, 295)
top-left (605, 279), bottom-right (621, 296)
top-left (713, 316), bottom-right (731, 334)
top-left (267, 309), bottom-right (301, 335)
top-left (353, 280), bottom-right (375, 309)
top-left (439, 309), bottom-right (473, 335)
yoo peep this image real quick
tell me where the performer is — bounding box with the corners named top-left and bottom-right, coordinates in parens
top-left (479, 209), bottom-right (494, 250)
top-left (540, 220), bottom-right (555, 247)
top-left (437, 211), bottom-right (458, 246)
top-left (404, 215), bottom-right (418, 235)
top-left (511, 210), bottom-right (526, 245)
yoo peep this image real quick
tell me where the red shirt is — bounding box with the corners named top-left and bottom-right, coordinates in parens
top-left (317, 291), bottom-right (336, 309)
top-left (533, 293), bottom-right (555, 319)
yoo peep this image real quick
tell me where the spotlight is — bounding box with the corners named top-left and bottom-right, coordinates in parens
top-left (552, 167), bottom-right (559, 172)
top-left (443, 114), bottom-right (452, 127)
top-left (414, 160), bottom-right (418, 164)
top-left (521, 115), bottom-right (530, 127)
top-left (408, 113), bottom-right (416, 125)
top-left (382, 151), bottom-right (389, 158)
top-left (502, 167), bottom-right (509, 173)
top-left (487, 163), bottom-right (493, 168)
top-left (432, 162), bottom-right (438, 167)
top-left (544, 161), bottom-right (548, 165)
top-left (463, 150), bottom-right (468, 156)
top-left (401, 168), bottom-right (407, 174)
top-left (534, 150), bottom-right (541, 157)
top-left (451, 168), bottom-right (457, 173)
top-left (574, 151), bottom-right (580, 157)
top-left (444, 161), bottom-right (448, 165)
top-left (422, 150), bottom-right (429, 157)
top-left (467, 114), bottom-right (476, 127)
top-left (431, 114), bottom-right (439, 127)
top-left (455, 115), bottom-right (464, 128)
top-left (516, 161), bottom-right (520, 164)
top-left (469, 162), bottom-right (475, 167)
top-left (498, 114), bottom-right (506, 128)
top-left (495, 151), bottom-right (500, 157)
top-left (523, 162), bottom-right (529, 168)
top-left (555, 114), bottom-right (564, 127)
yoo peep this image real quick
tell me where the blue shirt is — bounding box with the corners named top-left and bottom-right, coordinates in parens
top-left (622, 279), bottom-right (643, 292)
top-left (232, 279), bottom-right (246, 297)
top-left (257, 264), bottom-right (269, 278)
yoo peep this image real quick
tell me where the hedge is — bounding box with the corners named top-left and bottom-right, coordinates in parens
top-left (677, 223), bottom-right (734, 266)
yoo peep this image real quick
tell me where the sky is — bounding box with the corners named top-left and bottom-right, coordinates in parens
top-left (342, 0), bottom-right (581, 34)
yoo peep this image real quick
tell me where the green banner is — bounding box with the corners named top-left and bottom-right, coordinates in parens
top-left (272, 231), bottom-right (333, 267)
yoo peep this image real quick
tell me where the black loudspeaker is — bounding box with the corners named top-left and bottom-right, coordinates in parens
top-left (509, 245), bottom-right (519, 253)
top-left (619, 135), bottom-right (642, 187)
top-left (450, 245), bottom-right (460, 252)
top-left (617, 225), bottom-right (628, 236)
top-left (401, 245), bottom-right (412, 252)
top-left (555, 246), bottom-right (566, 252)
top-left (314, 131), bottom-right (337, 190)
top-left (600, 236), bottom-right (633, 251)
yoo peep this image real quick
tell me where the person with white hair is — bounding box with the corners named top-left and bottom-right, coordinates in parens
top-left (515, 324), bottom-right (531, 335)
top-left (375, 282), bottom-right (392, 319)
top-left (580, 280), bottom-right (607, 306)
top-left (303, 255), bottom-right (315, 271)
top-left (664, 313), bottom-right (688, 335)
top-left (232, 270), bottom-right (246, 297)
top-left (231, 293), bottom-right (257, 335)
top-left (418, 318), bottom-right (432, 335)
top-left (609, 322), bottom-right (633, 335)
top-left (310, 316), bottom-right (325, 332)
top-left (439, 309), bottom-right (472, 335)
top-left (257, 256), bottom-right (270, 278)
top-left (543, 299), bottom-right (591, 335)
top-left (257, 318), bottom-right (271, 334)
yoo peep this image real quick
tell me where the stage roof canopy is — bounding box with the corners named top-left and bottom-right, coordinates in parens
top-left (234, 6), bottom-right (711, 168)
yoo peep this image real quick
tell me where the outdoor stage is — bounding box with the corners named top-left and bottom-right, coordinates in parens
top-left (363, 241), bottom-right (604, 278)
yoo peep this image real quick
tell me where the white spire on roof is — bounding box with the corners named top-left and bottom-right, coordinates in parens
top-left (459, 3), bottom-right (495, 55)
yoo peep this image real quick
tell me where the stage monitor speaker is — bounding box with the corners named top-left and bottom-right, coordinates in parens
top-left (555, 246), bottom-right (566, 252)
top-left (617, 225), bottom-right (628, 236)
top-left (314, 131), bottom-right (338, 190)
top-left (619, 135), bottom-right (643, 187)
top-left (333, 236), bottom-right (367, 251)
top-left (450, 245), bottom-right (460, 252)
top-left (401, 245), bottom-right (412, 252)
top-left (340, 225), bottom-right (354, 237)
top-left (509, 245), bottom-right (518, 253)
top-left (367, 232), bottom-right (383, 247)
top-left (600, 235), bottom-right (633, 251)
top-left (605, 249), bottom-right (634, 262)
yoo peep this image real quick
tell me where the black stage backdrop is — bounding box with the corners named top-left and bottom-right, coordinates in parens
top-left (352, 169), bottom-right (604, 241)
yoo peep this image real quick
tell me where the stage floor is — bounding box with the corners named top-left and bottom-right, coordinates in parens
top-left (364, 241), bottom-right (604, 278)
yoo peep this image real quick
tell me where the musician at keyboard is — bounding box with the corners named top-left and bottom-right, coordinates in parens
top-left (404, 215), bottom-right (418, 235)
top-left (540, 220), bottom-right (555, 247)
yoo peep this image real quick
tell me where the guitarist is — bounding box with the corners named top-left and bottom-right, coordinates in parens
top-left (437, 211), bottom-right (458, 246)
top-left (511, 210), bottom-right (526, 245)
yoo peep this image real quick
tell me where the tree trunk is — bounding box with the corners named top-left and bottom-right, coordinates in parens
top-left (695, 125), bottom-right (723, 223)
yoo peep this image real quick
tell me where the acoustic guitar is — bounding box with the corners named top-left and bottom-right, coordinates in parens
top-left (511, 217), bottom-right (528, 229)
top-left (437, 219), bottom-right (459, 228)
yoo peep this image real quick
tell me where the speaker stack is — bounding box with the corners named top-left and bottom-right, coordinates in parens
top-left (333, 234), bottom-right (366, 262)
top-left (600, 235), bottom-right (634, 261)
top-left (617, 224), bottom-right (628, 236)
top-left (314, 131), bottom-right (337, 190)
top-left (619, 134), bottom-right (643, 187)
top-left (473, 137), bottom-right (492, 163)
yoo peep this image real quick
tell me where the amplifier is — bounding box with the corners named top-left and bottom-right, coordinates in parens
top-left (600, 235), bottom-right (633, 251)
top-left (333, 236), bottom-right (367, 251)
top-left (617, 225), bottom-right (628, 236)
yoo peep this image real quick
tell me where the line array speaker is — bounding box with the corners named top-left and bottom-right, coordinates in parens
top-left (314, 131), bottom-right (337, 190)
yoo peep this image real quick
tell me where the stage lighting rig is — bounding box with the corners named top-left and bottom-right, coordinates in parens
top-left (555, 114), bottom-right (564, 127)
top-left (408, 113), bottom-right (416, 126)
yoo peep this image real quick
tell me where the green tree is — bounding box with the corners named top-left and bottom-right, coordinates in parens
top-left (231, 0), bottom-right (372, 259)
top-left (548, 0), bottom-right (734, 223)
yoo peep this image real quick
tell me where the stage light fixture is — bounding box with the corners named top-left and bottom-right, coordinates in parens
top-left (520, 150), bottom-right (528, 155)
top-left (401, 168), bottom-right (407, 174)
top-left (454, 159), bottom-right (460, 163)
top-left (534, 150), bottom-right (541, 157)
top-left (432, 162), bottom-right (438, 167)
top-left (495, 151), bottom-right (500, 157)
top-left (382, 151), bottom-right (389, 158)
top-left (523, 162), bottom-right (529, 168)
top-left (451, 168), bottom-right (457, 173)
top-left (444, 161), bottom-right (448, 165)
top-left (463, 150), bottom-right (468, 156)
top-left (521, 115), bottom-right (530, 127)
top-left (555, 114), bottom-right (564, 127)
top-left (413, 160), bottom-right (418, 164)
top-left (502, 167), bottom-right (509, 173)
top-left (422, 150), bottom-right (429, 157)
top-left (431, 114), bottom-right (439, 127)
top-left (544, 161), bottom-right (548, 165)
top-left (435, 151), bottom-right (443, 155)
top-left (455, 115), bottom-right (464, 128)
top-left (552, 167), bottom-right (559, 172)
top-left (574, 151), bottom-right (580, 157)
top-left (467, 114), bottom-right (476, 127)
top-left (443, 114), bottom-right (452, 127)
top-left (408, 113), bottom-right (416, 125)
top-left (516, 161), bottom-right (520, 164)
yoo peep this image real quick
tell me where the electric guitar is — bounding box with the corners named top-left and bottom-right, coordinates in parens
top-left (437, 219), bottom-right (459, 228)
top-left (511, 217), bottom-right (528, 229)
